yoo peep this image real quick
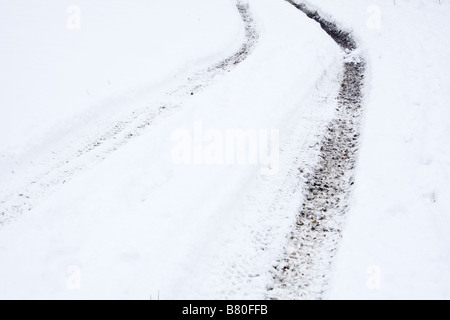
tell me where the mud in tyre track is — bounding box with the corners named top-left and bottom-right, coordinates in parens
top-left (268, 0), bottom-right (366, 299)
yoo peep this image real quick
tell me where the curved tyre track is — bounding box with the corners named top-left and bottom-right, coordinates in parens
top-left (0, 0), bottom-right (259, 226)
top-left (268, 0), bottom-right (366, 299)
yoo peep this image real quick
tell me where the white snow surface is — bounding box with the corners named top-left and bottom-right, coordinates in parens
top-left (0, 0), bottom-right (342, 299)
top-left (307, 0), bottom-right (450, 300)
top-left (1, 0), bottom-right (449, 300)
top-left (0, 0), bottom-right (242, 157)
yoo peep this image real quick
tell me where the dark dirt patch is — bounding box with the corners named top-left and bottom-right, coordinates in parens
top-left (269, 1), bottom-right (366, 299)
top-left (286, 0), bottom-right (357, 51)
top-left (211, 2), bottom-right (259, 71)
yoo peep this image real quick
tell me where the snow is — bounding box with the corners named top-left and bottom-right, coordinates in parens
top-left (307, 0), bottom-right (450, 299)
top-left (0, 0), bottom-right (341, 299)
top-left (1, 0), bottom-right (449, 300)
top-left (0, 0), bottom-right (242, 162)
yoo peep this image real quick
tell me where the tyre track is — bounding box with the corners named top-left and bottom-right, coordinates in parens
top-left (0, 0), bottom-right (259, 226)
top-left (268, 0), bottom-right (366, 299)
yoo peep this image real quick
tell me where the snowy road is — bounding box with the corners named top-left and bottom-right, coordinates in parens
top-left (1, 0), bottom-right (446, 301)
top-left (0, 0), bottom-right (359, 299)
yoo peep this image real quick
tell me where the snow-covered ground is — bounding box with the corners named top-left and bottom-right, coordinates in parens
top-left (0, 0), bottom-right (341, 299)
top-left (0, 0), bottom-right (243, 156)
top-left (306, 0), bottom-right (450, 299)
top-left (1, 0), bottom-right (449, 300)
